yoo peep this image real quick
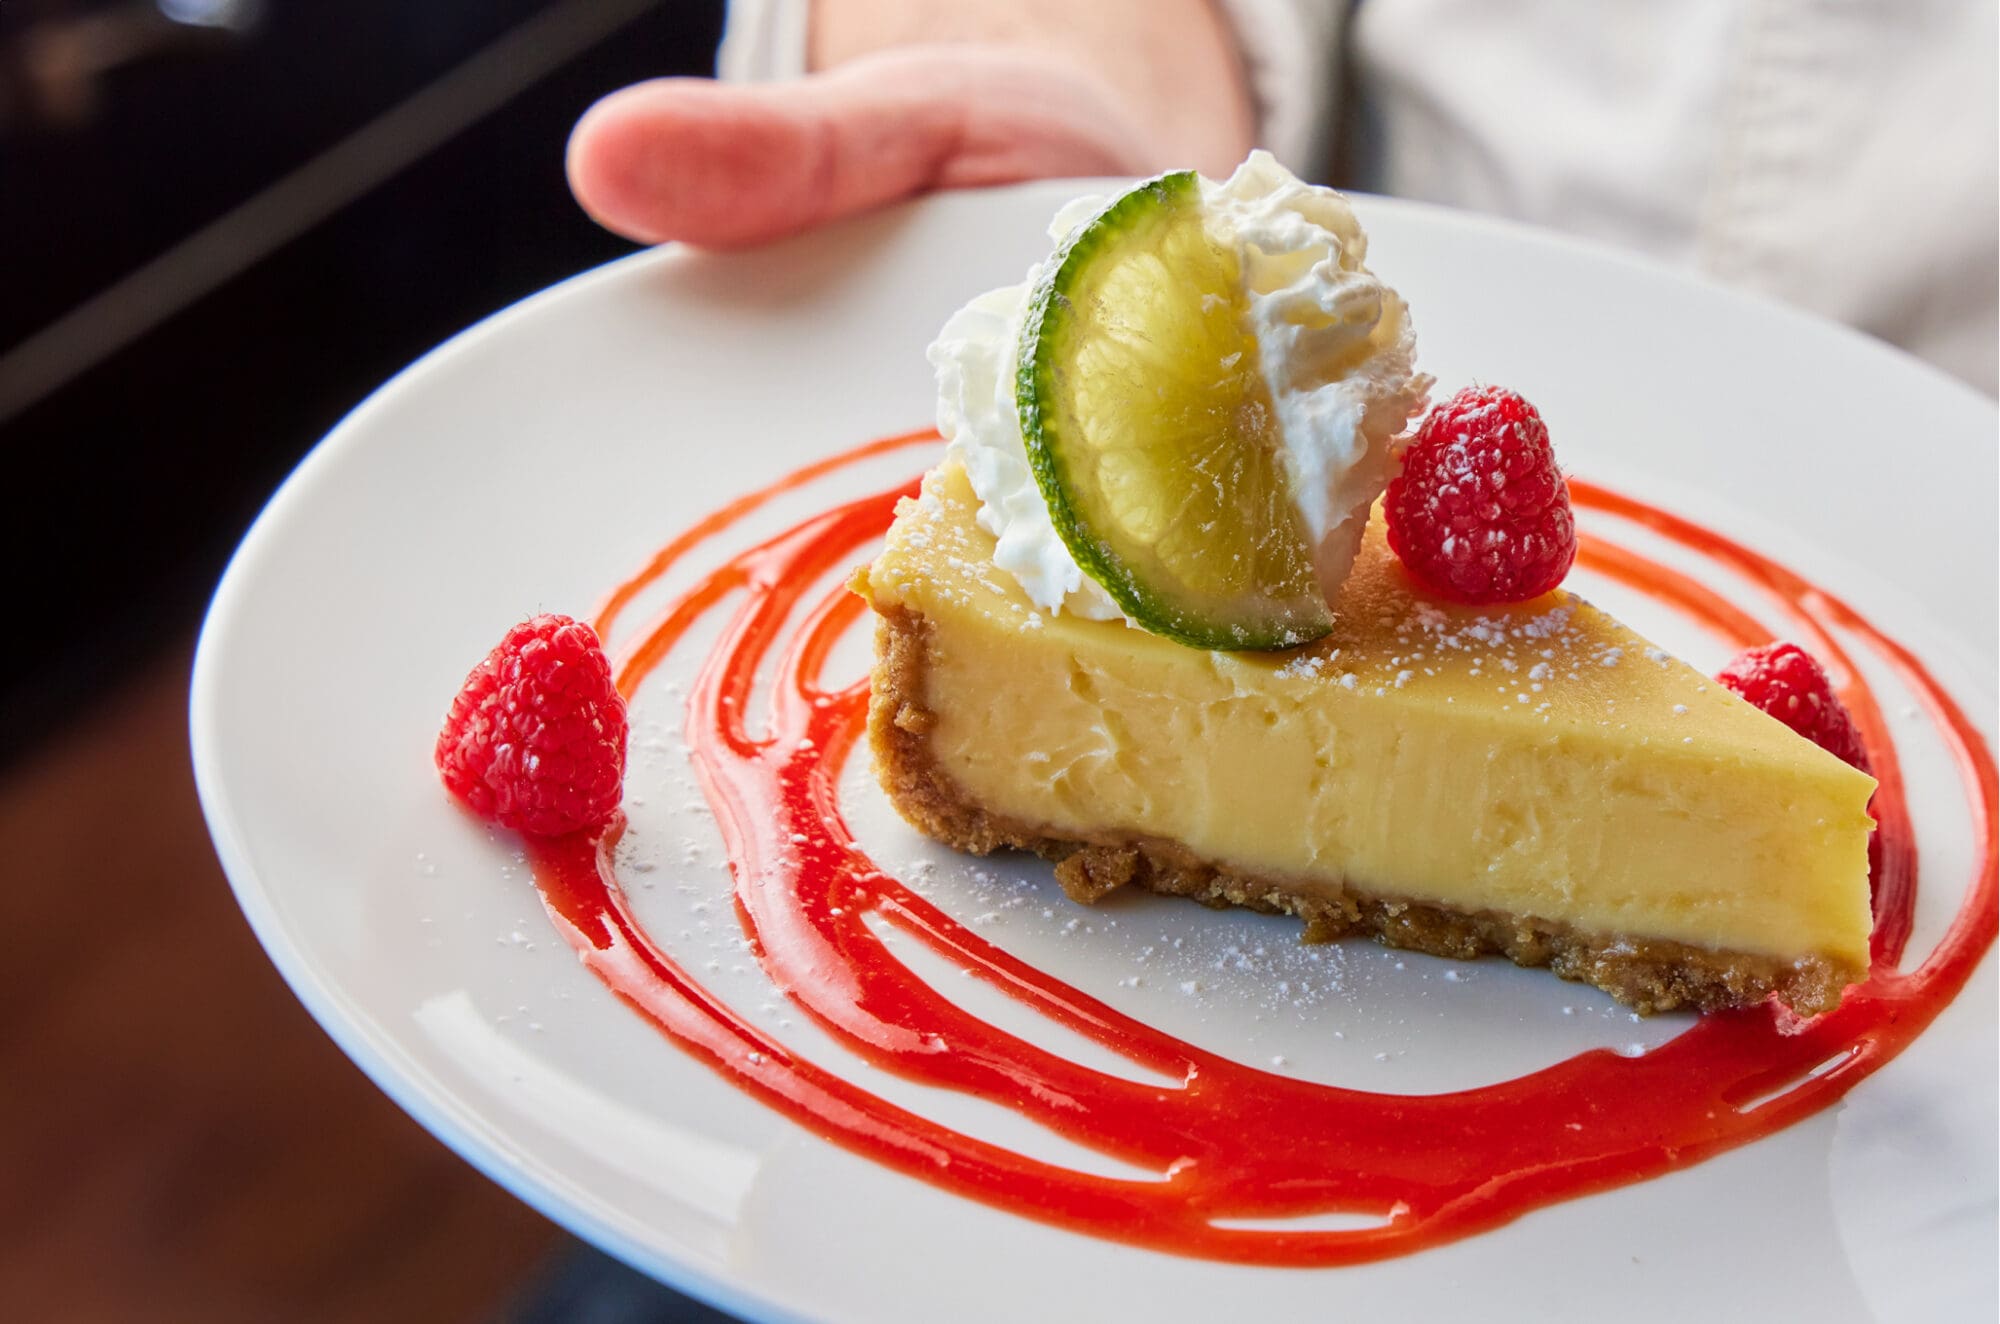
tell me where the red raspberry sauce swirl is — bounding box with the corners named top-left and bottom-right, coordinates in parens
top-left (519, 429), bottom-right (1995, 1267)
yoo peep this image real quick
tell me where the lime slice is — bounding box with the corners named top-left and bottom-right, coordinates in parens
top-left (1016, 172), bottom-right (1332, 651)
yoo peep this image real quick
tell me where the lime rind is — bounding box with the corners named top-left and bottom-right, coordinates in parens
top-left (1016, 173), bottom-right (1333, 651)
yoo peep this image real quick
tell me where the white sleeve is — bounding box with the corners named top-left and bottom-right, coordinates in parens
top-left (716, 0), bottom-right (810, 81)
top-left (1213, 0), bottom-right (1346, 178)
top-left (714, 0), bottom-right (1347, 179)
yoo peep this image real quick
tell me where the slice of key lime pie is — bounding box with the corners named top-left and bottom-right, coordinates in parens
top-left (854, 154), bottom-right (1876, 1015)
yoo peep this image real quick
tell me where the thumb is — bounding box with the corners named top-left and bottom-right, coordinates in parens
top-left (566, 46), bottom-right (1162, 249)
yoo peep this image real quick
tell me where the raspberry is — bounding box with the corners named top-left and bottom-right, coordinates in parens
top-left (1717, 642), bottom-right (1870, 772)
top-left (1385, 385), bottom-right (1576, 604)
top-left (435, 614), bottom-right (628, 836)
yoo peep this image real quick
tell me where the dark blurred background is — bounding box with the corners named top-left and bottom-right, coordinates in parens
top-left (3, 0), bottom-right (719, 752)
top-left (1, 1), bottom-right (746, 1319)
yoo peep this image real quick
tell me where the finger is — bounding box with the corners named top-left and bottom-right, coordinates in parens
top-left (566, 46), bottom-right (1161, 249)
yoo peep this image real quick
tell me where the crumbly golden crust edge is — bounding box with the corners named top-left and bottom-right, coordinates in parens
top-left (863, 597), bottom-right (1864, 1017)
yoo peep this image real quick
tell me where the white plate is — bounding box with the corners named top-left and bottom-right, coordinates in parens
top-left (192, 183), bottom-right (1998, 1323)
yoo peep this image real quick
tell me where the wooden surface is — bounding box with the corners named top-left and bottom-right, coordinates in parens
top-left (0, 642), bottom-right (561, 1322)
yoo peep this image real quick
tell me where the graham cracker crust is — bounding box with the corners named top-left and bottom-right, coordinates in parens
top-left (865, 602), bottom-right (1861, 1017)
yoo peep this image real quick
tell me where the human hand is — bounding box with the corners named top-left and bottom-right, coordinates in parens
top-left (565, 45), bottom-right (1192, 250)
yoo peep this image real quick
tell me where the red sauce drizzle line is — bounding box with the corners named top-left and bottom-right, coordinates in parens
top-left (521, 434), bottom-right (1997, 1267)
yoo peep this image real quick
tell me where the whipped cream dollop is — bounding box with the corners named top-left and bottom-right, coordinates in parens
top-left (928, 151), bottom-right (1431, 623)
